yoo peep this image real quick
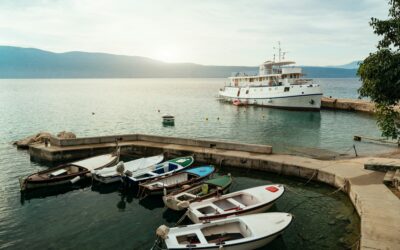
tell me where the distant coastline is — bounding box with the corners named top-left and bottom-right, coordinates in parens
top-left (0, 46), bottom-right (359, 79)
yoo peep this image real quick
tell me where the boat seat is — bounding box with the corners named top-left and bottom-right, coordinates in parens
top-left (50, 169), bottom-right (68, 177)
top-left (178, 193), bottom-right (196, 199)
top-left (226, 198), bottom-right (246, 208)
top-left (153, 182), bottom-right (165, 187)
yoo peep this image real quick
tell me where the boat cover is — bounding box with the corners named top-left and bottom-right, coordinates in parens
top-left (94, 155), bottom-right (164, 177)
top-left (184, 166), bottom-right (215, 177)
top-left (168, 156), bottom-right (194, 168)
top-left (205, 175), bottom-right (232, 188)
top-left (73, 154), bottom-right (117, 171)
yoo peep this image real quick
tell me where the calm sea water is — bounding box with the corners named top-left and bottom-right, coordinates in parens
top-left (0, 78), bottom-right (383, 249)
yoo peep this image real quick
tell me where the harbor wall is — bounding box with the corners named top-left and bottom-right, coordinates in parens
top-left (34, 134), bottom-right (272, 163)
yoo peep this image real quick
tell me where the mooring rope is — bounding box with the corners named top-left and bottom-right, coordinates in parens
top-left (150, 237), bottom-right (168, 250)
top-left (284, 184), bottom-right (345, 212)
top-left (174, 210), bottom-right (189, 226)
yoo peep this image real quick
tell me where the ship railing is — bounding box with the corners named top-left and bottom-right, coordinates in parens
top-left (290, 78), bottom-right (313, 85)
top-left (230, 72), bottom-right (258, 77)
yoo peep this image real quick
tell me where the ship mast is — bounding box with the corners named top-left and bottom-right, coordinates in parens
top-left (278, 41), bottom-right (281, 62)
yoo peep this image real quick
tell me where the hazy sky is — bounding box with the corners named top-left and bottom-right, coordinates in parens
top-left (0, 0), bottom-right (389, 66)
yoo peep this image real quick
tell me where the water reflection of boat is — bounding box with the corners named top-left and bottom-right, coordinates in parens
top-left (138, 195), bottom-right (165, 210)
top-left (91, 181), bottom-right (121, 194)
top-left (20, 180), bottom-right (91, 204)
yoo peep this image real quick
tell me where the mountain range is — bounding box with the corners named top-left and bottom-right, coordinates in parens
top-left (0, 46), bottom-right (359, 78)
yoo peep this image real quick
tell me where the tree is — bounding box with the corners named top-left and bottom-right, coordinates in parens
top-left (357, 0), bottom-right (400, 139)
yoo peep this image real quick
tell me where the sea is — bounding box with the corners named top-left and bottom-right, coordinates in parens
top-left (0, 78), bottom-right (388, 249)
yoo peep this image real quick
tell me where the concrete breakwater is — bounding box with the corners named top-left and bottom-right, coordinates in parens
top-left (321, 96), bottom-right (400, 114)
top-left (27, 133), bottom-right (400, 249)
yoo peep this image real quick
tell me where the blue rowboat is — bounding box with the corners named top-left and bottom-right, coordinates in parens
top-left (138, 165), bottom-right (215, 196)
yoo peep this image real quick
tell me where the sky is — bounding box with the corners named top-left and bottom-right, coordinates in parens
top-left (0, 0), bottom-right (389, 66)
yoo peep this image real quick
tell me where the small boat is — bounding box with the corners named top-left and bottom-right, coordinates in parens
top-left (19, 152), bottom-right (119, 191)
top-left (232, 99), bottom-right (242, 106)
top-left (162, 114), bottom-right (175, 126)
top-left (163, 175), bottom-right (233, 211)
top-left (92, 154), bottom-right (164, 184)
top-left (187, 184), bottom-right (284, 223)
top-left (124, 156), bottom-right (194, 186)
top-left (155, 212), bottom-right (293, 250)
top-left (138, 165), bottom-right (215, 196)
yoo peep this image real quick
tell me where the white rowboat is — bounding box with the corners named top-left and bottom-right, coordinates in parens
top-left (92, 154), bottom-right (164, 184)
top-left (157, 212), bottom-right (293, 250)
top-left (187, 184), bottom-right (284, 223)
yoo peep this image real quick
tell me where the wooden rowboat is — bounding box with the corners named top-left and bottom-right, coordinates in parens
top-left (162, 175), bottom-right (232, 211)
top-left (19, 152), bottom-right (119, 191)
top-left (156, 213), bottom-right (293, 250)
top-left (138, 165), bottom-right (215, 196)
top-left (187, 184), bottom-right (284, 223)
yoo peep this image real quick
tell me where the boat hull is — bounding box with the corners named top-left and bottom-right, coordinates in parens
top-left (92, 174), bottom-right (121, 184)
top-left (166, 233), bottom-right (281, 250)
top-left (219, 85), bottom-right (322, 110)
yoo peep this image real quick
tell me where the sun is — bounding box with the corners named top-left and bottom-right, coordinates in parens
top-left (154, 46), bottom-right (181, 63)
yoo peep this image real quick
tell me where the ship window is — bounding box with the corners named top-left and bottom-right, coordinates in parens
top-left (284, 87), bottom-right (290, 92)
top-left (246, 90), bottom-right (249, 94)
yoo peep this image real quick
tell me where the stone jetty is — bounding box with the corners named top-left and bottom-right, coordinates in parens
top-left (321, 96), bottom-right (400, 114)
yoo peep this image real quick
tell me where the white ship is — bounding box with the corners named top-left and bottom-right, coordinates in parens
top-left (219, 45), bottom-right (323, 110)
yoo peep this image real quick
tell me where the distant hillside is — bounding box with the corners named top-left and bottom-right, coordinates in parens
top-left (0, 46), bottom-right (357, 78)
top-left (328, 60), bottom-right (362, 69)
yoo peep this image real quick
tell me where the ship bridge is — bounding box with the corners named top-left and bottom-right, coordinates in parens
top-left (259, 61), bottom-right (302, 75)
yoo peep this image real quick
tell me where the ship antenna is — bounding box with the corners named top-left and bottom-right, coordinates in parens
top-left (278, 41), bottom-right (281, 62)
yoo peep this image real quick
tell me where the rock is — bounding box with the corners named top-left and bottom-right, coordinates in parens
top-left (335, 214), bottom-right (345, 220)
top-left (14, 132), bottom-right (52, 149)
top-left (57, 131), bottom-right (76, 139)
top-left (328, 220), bottom-right (336, 225)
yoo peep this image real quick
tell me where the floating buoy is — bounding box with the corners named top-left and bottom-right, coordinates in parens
top-left (206, 118), bottom-right (208, 121)
top-left (92, 112), bottom-right (95, 115)
top-left (217, 117), bottom-right (219, 120)
top-left (70, 176), bottom-right (81, 184)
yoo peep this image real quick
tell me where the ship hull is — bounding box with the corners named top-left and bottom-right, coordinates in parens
top-left (219, 85), bottom-right (322, 110)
